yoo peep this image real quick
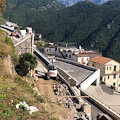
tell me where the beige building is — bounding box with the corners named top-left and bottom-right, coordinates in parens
top-left (88, 56), bottom-right (120, 91)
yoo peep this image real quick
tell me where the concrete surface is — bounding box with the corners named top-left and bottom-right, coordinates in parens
top-left (54, 60), bottom-right (94, 86)
top-left (86, 85), bottom-right (120, 114)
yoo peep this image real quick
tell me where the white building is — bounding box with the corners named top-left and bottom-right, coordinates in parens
top-left (43, 45), bottom-right (99, 65)
top-left (20, 30), bottom-right (26, 37)
top-left (5, 22), bottom-right (18, 27)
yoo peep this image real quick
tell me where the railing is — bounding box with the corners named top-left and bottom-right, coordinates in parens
top-left (55, 57), bottom-right (97, 72)
top-left (80, 88), bottom-right (120, 120)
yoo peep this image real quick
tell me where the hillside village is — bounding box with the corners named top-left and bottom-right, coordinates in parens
top-left (1, 0), bottom-right (120, 119)
top-left (1, 21), bottom-right (120, 119)
top-left (41, 43), bottom-right (120, 92)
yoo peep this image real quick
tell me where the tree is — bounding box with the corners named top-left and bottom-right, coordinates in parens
top-left (16, 53), bottom-right (37, 76)
top-left (0, 0), bottom-right (6, 14)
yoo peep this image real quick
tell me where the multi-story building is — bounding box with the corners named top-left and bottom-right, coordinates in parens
top-left (44, 45), bottom-right (99, 65)
top-left (88, 56), bottom-right (120, 91)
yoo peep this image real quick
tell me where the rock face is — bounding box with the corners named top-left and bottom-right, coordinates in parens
top-left (4, 55), bottom-right (17, 76)
top-left (56, 0), bottom-right (110, 6)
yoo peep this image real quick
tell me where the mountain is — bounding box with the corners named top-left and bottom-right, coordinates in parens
top-left (3, 0), bottom-right (66, 26)
top-left (2, 0), bottom-right (120, 62)
top-left (56, 0), bottom-right (110, 6)
top-left (56, 0), bottom-right (81, 6)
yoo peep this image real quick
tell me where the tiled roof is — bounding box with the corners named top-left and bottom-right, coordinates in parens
top-left (90, 56), bottom-right (111, 64)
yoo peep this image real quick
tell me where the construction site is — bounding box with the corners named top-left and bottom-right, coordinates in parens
top-left (34, 59), bottom-right (112, 120)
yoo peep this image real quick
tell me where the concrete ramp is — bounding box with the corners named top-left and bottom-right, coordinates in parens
top-left (54, 58), bottom-right (100, 90)
top-left (86, 86), bottom-right (104, 96)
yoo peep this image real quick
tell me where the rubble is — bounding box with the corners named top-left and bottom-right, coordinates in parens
top-left (53, 81), bottom-right (92, 120)
top-left (16, 101), bottom-right (39, 114)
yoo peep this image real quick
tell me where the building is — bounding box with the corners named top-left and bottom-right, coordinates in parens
top-left (88, 56), bottom-right (120, 91)
top-left (44, 45), bottom-right (100, 65)
top-left (5, 21), bottom-right (18, 28)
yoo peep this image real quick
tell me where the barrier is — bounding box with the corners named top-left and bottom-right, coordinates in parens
top-left (56, 58), bottom-right (120, 119)
top-left (55, 57), bottom-right (97, 71)
top-left (55, 57), bottom-right (100, 90)
top-left (80, 88), bottom-right (120, 120)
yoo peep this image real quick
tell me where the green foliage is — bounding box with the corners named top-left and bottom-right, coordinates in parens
top-left (14, 76), bottom-right (33, 94)
top-left (0, 108), bottom-right (13, 119)
top-left (0, 14), bottom-right (5, 25)
top-left (19, 53), bottom-right (38, 70)
top-left (16, 53), bottom-right (37, 76)
top-left (19, 104), bottom-right (25, 110)
top-left (3, 0), bottom-right (65, 26)
top-left (17, 116), bottom-right (25, 120)
top-left (0, 0), bottom-right (6, 13)
top-left (0, 94), bottom-right (5, 100)
top-left (0, 103), bottom-right (6, 108)
top-left (0, 30), bottom-right (12, 58)
top-left (3, 0), bottom-right (120, 62)
top-left (5, 36), bottom-right (18, 66)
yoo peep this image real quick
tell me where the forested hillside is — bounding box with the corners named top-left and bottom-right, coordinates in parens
top-left (3, 0), bottom-right (66, 26)
top-left (2, 0), bottom-right (120, 62)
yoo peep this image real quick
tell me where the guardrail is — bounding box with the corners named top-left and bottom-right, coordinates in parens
top-left (57, 66), bottom-right (76, 86)
top-left (80, 88), bottom-right (120, 120)
top-left (55, 57), bottom-right (97, 71)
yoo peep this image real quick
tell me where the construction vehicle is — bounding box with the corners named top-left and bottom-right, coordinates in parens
top-left (33, 47), bottom-right (58, 80)
top-left (45, 64), bottom-right (58, 80)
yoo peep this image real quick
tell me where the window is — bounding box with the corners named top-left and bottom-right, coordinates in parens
top-left (107, 67), bottom-right (108, 70)
top-left (48, 65), bottom-right (56, 70)
top-left (113, 74), bottom-right (116, 79)
top-left (114, 66), bottom-right (116, 71)
top-left (66, 54), bottom-right (67, 57)
top-left (113, 83), bottom-right (116, 86)
top-left (104, 77), bottom-right (106, 82)
top-left (108, 75), bottom-right (109, 79)
top-left (92, 62), bottom-right (95, 67)
top-left (110, 66), bottom-right (111, 70)
top-left (119, 74), bottom-right (120, 78)
top-left (69, 55), bottom-right (71, 58)
top-left (119, 84), bottom-right (120, 87)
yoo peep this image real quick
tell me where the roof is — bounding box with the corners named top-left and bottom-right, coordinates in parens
top-left (74, 53), bottom-right (100, 59)
top-left (90, 56), bottom-right (112, 64)
top-left (75, 54), bottom-right (89, 57)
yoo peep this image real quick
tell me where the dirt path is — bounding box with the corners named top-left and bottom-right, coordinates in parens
top-left (34, 60), bottom-right (77, 120)
top-left (35, 78), bottom-right (57, 102)
top-left (35, 78), bottom-right (77, 120)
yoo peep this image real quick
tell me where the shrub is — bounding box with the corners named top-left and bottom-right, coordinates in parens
top-left (0, 94), bottom-right (5, 100)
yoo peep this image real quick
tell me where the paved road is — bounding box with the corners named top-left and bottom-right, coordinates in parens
top-left (54, 60), bottom-right (94, 85)
top-left (100, 83), bottom-right (115, 95)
